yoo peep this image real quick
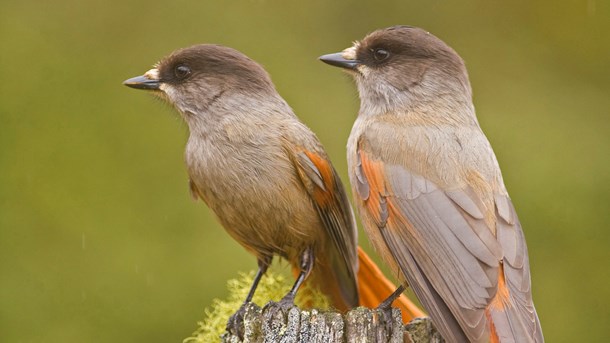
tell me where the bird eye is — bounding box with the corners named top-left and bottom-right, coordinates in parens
top-left (174, 65), bottom-right (191, 79)
top-left (372, 48), bottom-right (390, 62)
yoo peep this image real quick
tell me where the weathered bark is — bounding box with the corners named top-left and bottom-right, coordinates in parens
top-left (222, 302), bottom-right (443, 343)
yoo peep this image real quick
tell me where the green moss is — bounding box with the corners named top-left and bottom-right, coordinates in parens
top-left (184, 271), bottom-right (330, 343)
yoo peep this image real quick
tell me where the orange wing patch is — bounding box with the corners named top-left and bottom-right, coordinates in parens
top-left (489, 264), bottom-right (510, 310)
top-left (302, 151), bottom-right (335, 205)
top-left (359, 152), bottom-right (419, 237)
top-left (486, 264), bottom-right (511, 343)
top-left (488, 312), bottom-right (500, 343)
top-left (358, 151), bottom-right (389, 226)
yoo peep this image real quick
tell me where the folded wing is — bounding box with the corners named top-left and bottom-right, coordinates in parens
top-left (355, 149), bottom-right (542, 342)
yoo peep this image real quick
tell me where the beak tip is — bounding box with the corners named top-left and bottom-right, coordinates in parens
top-left (123, 75), bottom-right (160, 90)
top-left (318, 52), bottom-right (359, 70)
top-left (318, 53), bottom-right (335, 64)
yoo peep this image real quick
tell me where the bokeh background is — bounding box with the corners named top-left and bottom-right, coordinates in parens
top-left (1, 0), bottom-right (609, 342)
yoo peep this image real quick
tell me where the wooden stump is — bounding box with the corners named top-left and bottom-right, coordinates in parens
top-left (221, 302), bottom-right (442, 343)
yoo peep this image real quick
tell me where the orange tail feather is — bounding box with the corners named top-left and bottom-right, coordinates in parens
top-left (357, 247), bottom-right (426, 322)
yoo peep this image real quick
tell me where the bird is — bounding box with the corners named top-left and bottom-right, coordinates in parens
top-left (123, 44), bottom-right (423, 336)
top-left (320, 25), bottom-right (544, 343)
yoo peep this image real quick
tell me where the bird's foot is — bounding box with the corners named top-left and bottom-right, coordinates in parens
top-left (226, 302), bottom-right (250, 340)
top-left (263, 293), bottom-right (296, 319)
top-left (376, 286), bottom-right (404, 335)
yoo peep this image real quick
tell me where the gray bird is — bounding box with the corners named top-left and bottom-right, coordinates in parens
top-left (123, 44), bottom-right (421, 336)
top-left (321, 26), bottom-right (544, 343)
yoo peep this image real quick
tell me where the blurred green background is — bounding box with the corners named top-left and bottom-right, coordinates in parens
top-left (1, 0), bottom-right (608, 342)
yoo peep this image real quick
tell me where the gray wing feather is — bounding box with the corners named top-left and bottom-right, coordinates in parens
top-left (496, 198), bottom-right (544, 342)
top-left (354, 153), bottom-right (370, 200)
top-left (372, 162), bottom-right (542, 342)
top-left (379, 226), bottom-right (471, 343)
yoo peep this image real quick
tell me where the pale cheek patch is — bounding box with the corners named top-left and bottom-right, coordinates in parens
top-left (159, 83), bottom-right (170, 93)
top-left (356, 65), bottom-right (370, 77)
top-left (159, 83), bottom-right (176, 102)
top-left (159, 84), bottom-right (196, 117)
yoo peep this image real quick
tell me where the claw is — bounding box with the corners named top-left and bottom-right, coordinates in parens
top-left (263, 293), bottom-right (296, 319)
top-left (376, 285), bottom-right (405, 335)
top-left (226, 302), bottom-right (249, 340)
top-left (377, 285), bottom-right (405, 311)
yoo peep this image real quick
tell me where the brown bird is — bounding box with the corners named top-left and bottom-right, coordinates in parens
top-left (123, 44), bottom-right (422, 336)
top-left (320, 26), bottom-right (544, 343)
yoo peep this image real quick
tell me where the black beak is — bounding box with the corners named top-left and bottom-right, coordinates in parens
top-left (319, 53), bottom-right (360, 70)
top-left (123, 75), bottom-right (160, 90)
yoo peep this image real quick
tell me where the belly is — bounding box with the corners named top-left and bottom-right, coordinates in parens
top-left (186, 141), bottom-right (324, 260)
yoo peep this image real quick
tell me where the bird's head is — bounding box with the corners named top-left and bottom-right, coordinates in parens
top-left (124, 44), bottom-right (277, 120)
top-left (320, 26), bottom-right (472, 115)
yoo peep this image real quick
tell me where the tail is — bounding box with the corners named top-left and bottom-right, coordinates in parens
top-left (357, 247), bottom-right (425, 323)
top-left (298, 251), bottom-right (359, 312)
top-left (298, 247), bottom-right (425, 319)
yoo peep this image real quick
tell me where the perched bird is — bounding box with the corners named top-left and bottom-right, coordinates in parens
top-left (320, 26), bottom-right (544, 343)
top-left (123, 44), bottom-right (422, 335)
